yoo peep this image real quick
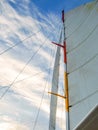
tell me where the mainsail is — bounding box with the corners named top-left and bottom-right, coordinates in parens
top-left (64, 0), bottom-right (98, 129)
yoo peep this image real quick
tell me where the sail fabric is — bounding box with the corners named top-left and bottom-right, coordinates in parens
top-left (64, 0), bottom-right (98, 129)
top-left (49, 31), bottom-right (62, 130)
top-left (75, 105), bottom-right (98, 130)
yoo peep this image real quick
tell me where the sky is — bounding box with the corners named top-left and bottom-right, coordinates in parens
top-left (8, 0), bottom-right (93, 17)
top-left (0, 0), bottom-right (95, 130)
top-left (32, 0), bottom-right (93, 14)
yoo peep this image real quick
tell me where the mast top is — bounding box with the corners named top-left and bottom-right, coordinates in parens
top-left (62, 10), bottom-right (64, 23)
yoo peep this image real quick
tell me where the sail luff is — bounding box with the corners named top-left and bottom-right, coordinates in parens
top-left (49, 31), bottom-right (62, 130)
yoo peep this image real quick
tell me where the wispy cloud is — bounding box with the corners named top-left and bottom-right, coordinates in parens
top-left (0, 0), bottom-right (63, 130)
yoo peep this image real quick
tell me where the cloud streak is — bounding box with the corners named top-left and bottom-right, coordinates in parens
top-left (0, 0), bottom-right (64, 130)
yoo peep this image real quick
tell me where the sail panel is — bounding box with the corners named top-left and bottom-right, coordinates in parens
top-left (67, 25), bottom-right (98, 73)
top-left (64, 0), bottom-right (98, 129)
top-left (66, 1), bottom-right (98, 52)
top-left (68, 55), bottom-right (98, 105)
top-left (65, 3), bottom-right (93, 37)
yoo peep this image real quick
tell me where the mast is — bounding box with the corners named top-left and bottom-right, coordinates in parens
top-left (50, 10), bottom-right (70, 130)
top-left (62, 10), bottom-right (70, 130)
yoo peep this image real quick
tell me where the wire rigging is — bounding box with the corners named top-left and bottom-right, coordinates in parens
top-left (32, 24), bottom-right (63, 130)
top-left (0, 1), bottom-right (65, 130)
top-left (0, 21), bottom-right (61, 56)
top-left (0, 22), bottom-right (61, 99)
top-left (32, 45), bottom-right (56, 130)
top-left (0, 1), bottom-right (62, 56)
top-left (0, 30), bottom-right (41, 55)
top-left (32, 75), bottom-right (48, 130)
top-left (14, 63), bottom-right (61, 85)
top-left (0, 35), bottom-right (49, 99)
top-left (0, 45), bottom-right (42, 99)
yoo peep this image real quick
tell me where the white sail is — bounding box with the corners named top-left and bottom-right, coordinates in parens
top-left (49, 31), bottom-right (62, 130)
top-left (64, 0), bottom-right (98, 129)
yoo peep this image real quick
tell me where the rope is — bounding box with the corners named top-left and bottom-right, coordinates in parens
top-left (32, 77), bottom-right (48, 130)
top-left (14, 63), bottom-right (61, 85)
top-left (0, 22), bottom-right (61, 99)
top-left (32, 26), bottom-right (63, 130)
top-left (0, 32), bottom-right (50, 99)
top-left (32, 51), bottom-right (54, 129)
top-left (0, 30), bottom-right (41, 55)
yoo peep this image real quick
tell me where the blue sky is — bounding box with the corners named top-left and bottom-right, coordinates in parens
top-left (8, 0), bottom-right (93, 17)
top-left (32, 0), bottom-right (93, 14)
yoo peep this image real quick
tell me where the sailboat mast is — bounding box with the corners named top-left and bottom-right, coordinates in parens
top-left (49, 10), bottom-right (70, 130)
top-left (62, 10), bottom-right (70, 130)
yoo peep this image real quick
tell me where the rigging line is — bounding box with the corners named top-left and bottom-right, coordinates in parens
top-left (0, 21), bottom-right (61, 56)
top-left (71, 90), bottom-right (98, 107)
top-left (12, 62), bottom-right (62, 93)
top-left (2, 68), bottom-right (61, 103)
top-left (13, 63), bottom-right (61, 85)
top-left (0, 38), bottom-right (49, 100)
top-left (0, 63), bottom-right (61, 92)
top-left (66, 0), bottom-right (97, 39)
top-left (0, 1), bottom-right (62, 55)
top-left (32, 72), bottom-right (49, 130)
top-left (13, 68), bottom-right (61, 94)
top-left (0, 28), bottom-right (59, 99)
top-left (0, 48), bottom-right (42, 99)
top-left (2, 0), bottom-right (62, 35)
top-left (69, 52), bottom-right (98, 74)
top-left (13, 27), bottom-right (62, 85)
top-left (67, 23), bottom-right (98, 54)
top-left (0, 30), bottom-right (41, 55)
top-left (32, 31), bottom-right (60, 129)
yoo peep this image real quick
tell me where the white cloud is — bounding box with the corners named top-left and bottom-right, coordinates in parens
top-left (0, 122), bottom-right (29, 130)
top-left (0, 0), bottom-right (64, 130)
